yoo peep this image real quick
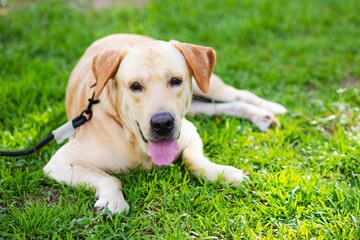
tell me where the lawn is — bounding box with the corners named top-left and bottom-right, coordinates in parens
top-left (0, 0), bottom-right (359, 239)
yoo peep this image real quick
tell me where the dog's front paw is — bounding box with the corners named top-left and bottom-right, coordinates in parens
top-left (95, 191), bottom-right (130, 215)
top-left (252, 111), bottom-right (280, 132)
top-left (219, 165), bottom-right (247, 186)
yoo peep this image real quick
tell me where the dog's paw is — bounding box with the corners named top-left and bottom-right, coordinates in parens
top-left (219, 165), bottom-right (248, 186)
top-left (260, 101), bottom-right (287, 115)
top-left (95, 192), bottom-right (130, 215)
top-left (252, 111), bottom-right (280, 132)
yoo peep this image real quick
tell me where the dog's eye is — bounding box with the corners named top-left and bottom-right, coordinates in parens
top-left (170, 77), bottom-right (183, 87)
top-left (130, 82), bottom-right (143, 92)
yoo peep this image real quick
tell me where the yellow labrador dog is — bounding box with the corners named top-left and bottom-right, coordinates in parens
top-left (44, 34), bottom-right (286, 214)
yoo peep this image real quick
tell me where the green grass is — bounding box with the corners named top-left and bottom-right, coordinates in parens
top-left (1, 0), bottom-right (359, 239)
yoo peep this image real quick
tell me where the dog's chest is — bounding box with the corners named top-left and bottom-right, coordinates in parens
top-left (107, 138), bottom-right (153, 171)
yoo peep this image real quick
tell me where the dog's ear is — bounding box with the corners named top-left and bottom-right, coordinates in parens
top-left (92, 49), bottom-right (125, 98)
top-left (171, 41), bottom-right (216, 94)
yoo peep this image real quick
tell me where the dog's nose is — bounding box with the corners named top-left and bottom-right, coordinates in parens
top-left (150, 112), bottom-right (175, 136)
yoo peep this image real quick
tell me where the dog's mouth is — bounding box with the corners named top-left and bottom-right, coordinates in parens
top-left (137, 122), bottom-right (149, 143)
top-left (136, 122), bottom-right (179, 166)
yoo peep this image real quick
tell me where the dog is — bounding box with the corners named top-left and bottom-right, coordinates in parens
top-left (43, 34), bottom-right (287, 214)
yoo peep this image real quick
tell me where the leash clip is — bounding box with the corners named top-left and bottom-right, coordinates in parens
top-left (72, 92), bottom-right (100, 128)
top-left (82, 93), bottom-right (100, 122)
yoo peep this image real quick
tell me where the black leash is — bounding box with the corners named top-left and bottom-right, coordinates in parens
top-left (0, 93), bottom-right (99, 157)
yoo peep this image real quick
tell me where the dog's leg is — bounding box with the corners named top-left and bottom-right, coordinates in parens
top-left (43, 142), bottom-right (129, 215)
top-left (189, 99), bottom-right (278, 131)
top-left (193, 73), bottom-right (287, 114)
top-left (181, 120), bottom-right (246, 185)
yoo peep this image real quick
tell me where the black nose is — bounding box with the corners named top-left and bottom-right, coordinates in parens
top-left (150, 112), bottom-right (175, 136)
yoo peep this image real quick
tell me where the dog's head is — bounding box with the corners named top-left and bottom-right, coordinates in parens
top-left (91, 40), bottom-right (215, 165)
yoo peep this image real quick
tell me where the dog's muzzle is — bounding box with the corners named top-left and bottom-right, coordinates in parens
top-left (137, 112), bottom-right (179, 144)
top-left (137, 113), bottom-right (181, 166)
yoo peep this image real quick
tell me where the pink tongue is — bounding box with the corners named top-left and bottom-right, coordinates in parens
top-left (147, 140), bottom-right (179, 166)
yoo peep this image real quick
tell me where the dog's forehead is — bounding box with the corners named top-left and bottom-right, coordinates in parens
top-left (119, 41), bottom-right (188, 75)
